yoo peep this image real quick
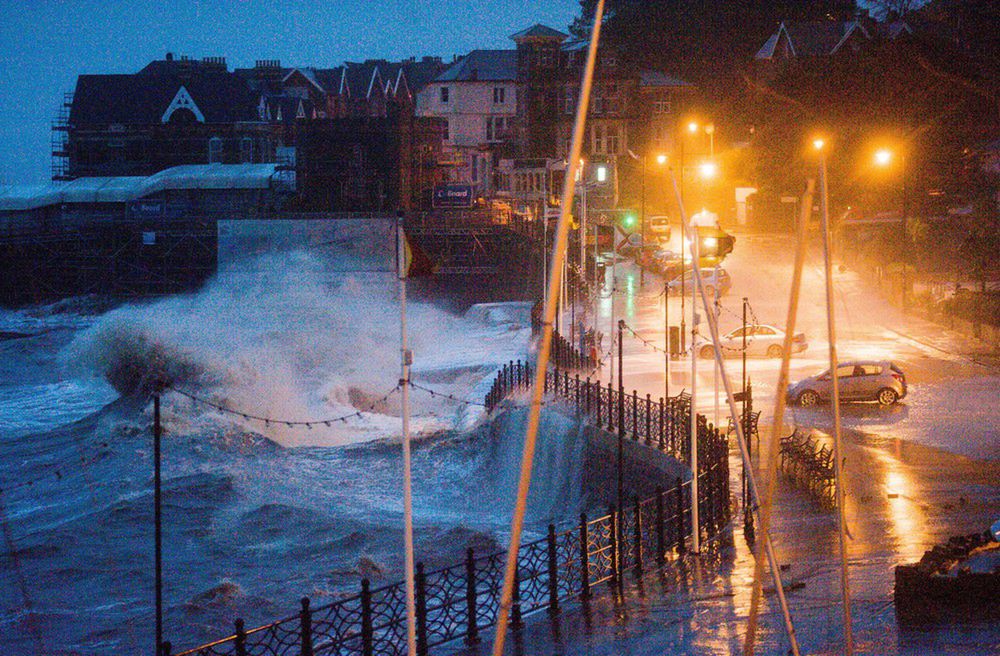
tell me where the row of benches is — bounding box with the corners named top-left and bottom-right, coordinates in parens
top-left (778, 428), bottom-right (837, 506)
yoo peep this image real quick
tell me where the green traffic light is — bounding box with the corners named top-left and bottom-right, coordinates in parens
top-left (622, 213), bottom-right (637, 229)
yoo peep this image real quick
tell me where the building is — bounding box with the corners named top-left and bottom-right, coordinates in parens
top-left (416, 50), bottom-right (519, 198)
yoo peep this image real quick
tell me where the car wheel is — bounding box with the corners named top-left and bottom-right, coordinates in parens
top-left (699, 345), bottom-right (714, 359)
top-left (876, 388), bottom-right (898, 406)
top-left (767, 344), bottom-right (783, 358)
top-left (797, 390), bottom-right (820, 407)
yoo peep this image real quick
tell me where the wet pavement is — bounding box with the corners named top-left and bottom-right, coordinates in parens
top-left (445, 426), bottom-right (1000, 655)
top-left (455, 232), bottom-right (1000, 654)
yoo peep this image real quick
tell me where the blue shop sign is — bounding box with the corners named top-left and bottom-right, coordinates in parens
top-left (432, 184), bottom-right (474, 208)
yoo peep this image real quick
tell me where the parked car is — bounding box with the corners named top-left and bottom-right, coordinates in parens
top-left (698, 324), bottom-right (807, 359)
top-left (787, 361), bottom-right (907, 407)
top-left (666, 268), bottom-right (731, 297)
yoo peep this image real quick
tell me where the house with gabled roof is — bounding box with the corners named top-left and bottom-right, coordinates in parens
top-left (416, 50), bottom-right (519, 196)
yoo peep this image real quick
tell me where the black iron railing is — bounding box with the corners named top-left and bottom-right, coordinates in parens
top-left (171, 363), bottom-right (729, 656)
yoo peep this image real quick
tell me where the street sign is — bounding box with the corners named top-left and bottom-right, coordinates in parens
top-left (432, 184), bottom-right (474, 208)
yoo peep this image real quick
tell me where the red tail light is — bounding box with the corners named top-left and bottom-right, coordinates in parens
top-left (892, 373), bottom-right (904, 384)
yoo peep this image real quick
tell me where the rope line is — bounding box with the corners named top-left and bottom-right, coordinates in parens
top-left (165, 384), bottom-right (401, 428)
top-left (408, 381), bottom-right (486, 407)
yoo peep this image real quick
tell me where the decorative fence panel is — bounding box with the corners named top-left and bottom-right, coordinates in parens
top-left (172, 358), bottom-right (729, 656)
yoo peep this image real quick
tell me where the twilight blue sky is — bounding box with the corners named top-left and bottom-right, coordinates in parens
top-left (0, 0), bottom-right (578, 186)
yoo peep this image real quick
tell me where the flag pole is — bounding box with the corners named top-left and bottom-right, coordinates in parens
top-left (490, 3), bottom-right (605, 654)
top-left (397, 215), bottom-right (417, 656)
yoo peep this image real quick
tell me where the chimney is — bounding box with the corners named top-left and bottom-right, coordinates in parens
top-left (166, 52), bottom-right (174, 61)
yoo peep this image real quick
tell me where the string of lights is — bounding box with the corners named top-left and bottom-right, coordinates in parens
top-left (164, 384), bottom-right (401, 429)
top-left (408, 381), bottom-right (486, 407)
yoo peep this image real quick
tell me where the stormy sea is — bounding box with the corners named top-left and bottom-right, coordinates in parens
top-left (0, 237), bottom-right (586, 654)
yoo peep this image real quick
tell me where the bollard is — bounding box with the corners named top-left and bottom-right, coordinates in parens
top-left (300, 597), bottom-right (313, 656)
top-left (547, 524), bottom-right (559, 614)
top-left (465, 548), bottom-right (479, 644)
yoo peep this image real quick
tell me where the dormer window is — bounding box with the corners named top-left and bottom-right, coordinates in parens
top-left (493, 87), bottom-right (505, 104)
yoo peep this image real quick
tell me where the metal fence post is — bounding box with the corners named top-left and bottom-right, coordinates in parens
top-left (609, 506), bottom-right (619, 587)
top-left (575, 374), bottom-right (581, 413)
top-left (300, 597), bottom-right (313, 656)
top-left (360, 580), bottom-right (373, 656)
top-left (234, 619), bottom-right (247, 656)
top-left (658, 397), bottom-right (666, 451)
top-left (511, 566), bottom-right (523, 630)
top-left (465, 548), bottom-right (479, 644)
top-left (547, 524), bottom-right (559, 614)
top-left (633, 496), bottom-right (643, 577)
top-left (645, 393), bottom-right (652, 446)
top-left (675, 478), bottom-right (686, 554)
top-left (655, 486), bottom-right (665, 565)
top-left (632, 389), bottom-right (639, 441)
top-left (586, 377), bottom-right (592, 416)
top-left (579, 513), bottom-right (590, 600)
top-left (416, 563), bottom-right (428, 656)
top-left (596, 381), bottom-right (602, 426)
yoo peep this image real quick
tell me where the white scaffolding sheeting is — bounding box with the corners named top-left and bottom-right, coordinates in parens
top-left (0, 163), bottom-right (287, 211)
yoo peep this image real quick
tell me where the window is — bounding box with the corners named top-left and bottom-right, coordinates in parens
top-left (442, 118), bottom-right (450, 142)
top-left (591, 123), bottom-right (622, 155)
top-left (860, 364), bottom-right (882, 376)
top-left (493, 87), bottom-right (505, 104)
top-left (440, 86), bottom-right (450, 103)
top-left (653, 100), bottom-right (672, 116)
top-left (562, 86), bottom-right (576, 115)
top-left (652, 124), bottom-right (669, 150)
top-left (239, 137), bottom-right (254, 163)
top-left (757, 326), bottom-right (776, 336)
top-left (836, 365), bottom-right (856, 378)
top-left (208, 136), bottom-right (223, 163)
top-left (486, 116), bottom-right (509, 142)
top-left (591, 83), bottom-right (619, 115)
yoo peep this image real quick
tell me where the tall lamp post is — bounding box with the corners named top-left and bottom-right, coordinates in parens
top-left (874, 148), bottom-right (908, 312)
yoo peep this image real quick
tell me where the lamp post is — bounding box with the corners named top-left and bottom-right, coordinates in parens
top-left (874, 148), bottom-right (908, 312)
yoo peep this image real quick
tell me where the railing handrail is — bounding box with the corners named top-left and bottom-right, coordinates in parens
top-left (172, 360), bottom-right (729, 656)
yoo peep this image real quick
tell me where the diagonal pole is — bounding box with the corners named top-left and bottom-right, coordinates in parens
top-left (490, 3), bottom-right (605, 654)
top-left (743, 179), bottom-right (814, 656)
top-left (670, 171), bottom-right (801, 656)
top-left (819, 154), bottom-right (854, 653)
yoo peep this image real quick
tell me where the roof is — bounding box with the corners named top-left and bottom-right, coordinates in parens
top-left (0, 164), bottom-right (288, 211)
top-left (435, 50), bottom-right (518, 82)
top-left (639, 70), bottom-right (694, 88)
top-left (70, 70), bottom-right (258, 124)
top-left (756, 21), bottom-right (871, 60)
top-left (510, 24), bottom-right (569, 42)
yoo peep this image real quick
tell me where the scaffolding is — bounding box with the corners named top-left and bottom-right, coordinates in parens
top-left (51, 91), bottom-right (74, 181)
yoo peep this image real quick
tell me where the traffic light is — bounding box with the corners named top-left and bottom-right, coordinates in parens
top-left (621, 212), bottom-right (638, 231)
top-left (695, 226), bottom-right (735, 264)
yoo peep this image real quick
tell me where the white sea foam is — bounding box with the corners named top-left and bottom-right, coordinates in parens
top-left (62, 253), bottom-right (530, 447)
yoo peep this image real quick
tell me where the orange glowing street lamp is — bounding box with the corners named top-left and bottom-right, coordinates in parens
top-left (872, 146), bottom-right (910, 311)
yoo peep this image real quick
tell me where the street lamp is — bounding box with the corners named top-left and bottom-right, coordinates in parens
top-left (699, 161), bottom-right (718, 180)
top-left (873, 147), bottom-right (909, 312)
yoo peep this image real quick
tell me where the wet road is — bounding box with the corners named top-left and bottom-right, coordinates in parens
top-left (483, 230), bottom-right (1000, 654)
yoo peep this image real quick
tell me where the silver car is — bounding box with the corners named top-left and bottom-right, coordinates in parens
top-left (788, 360), bottom-right (907, 407)
top-left (698, 324), bottom-right (807, 359)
